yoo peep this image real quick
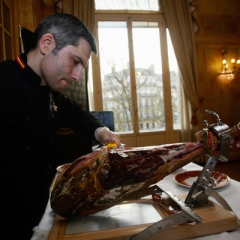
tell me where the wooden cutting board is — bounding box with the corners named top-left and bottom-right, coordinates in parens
top-left (48, 196), bottom-right (238, 240)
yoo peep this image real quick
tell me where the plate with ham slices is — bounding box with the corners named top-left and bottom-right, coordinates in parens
top-left (173, 170), bottom-right (230, 189)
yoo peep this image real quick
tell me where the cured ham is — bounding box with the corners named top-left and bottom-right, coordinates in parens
top-left (50, 142), bottom-right (207, 218)
top-left (50, 121), bottom-right (240, 218)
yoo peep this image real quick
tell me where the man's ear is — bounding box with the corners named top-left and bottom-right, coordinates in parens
top-left (39, 33), bottom-right (55, 54)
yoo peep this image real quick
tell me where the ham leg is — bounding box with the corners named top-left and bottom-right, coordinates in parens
top-left (50, 122), bottom-right (240, 218)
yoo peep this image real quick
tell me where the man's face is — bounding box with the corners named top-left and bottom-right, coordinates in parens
top-left (40, 38), bottom-right (92, 92)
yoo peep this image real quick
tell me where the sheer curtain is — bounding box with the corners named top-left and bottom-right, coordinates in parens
top-left (160, 0), bottom-right (202, 142)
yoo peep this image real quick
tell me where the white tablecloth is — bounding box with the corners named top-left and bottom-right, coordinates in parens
top-left (31, 162), bottom-right (240, 240)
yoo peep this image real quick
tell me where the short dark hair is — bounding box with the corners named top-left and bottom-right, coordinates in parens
top-left (31, 13), bottom-right (98, 55)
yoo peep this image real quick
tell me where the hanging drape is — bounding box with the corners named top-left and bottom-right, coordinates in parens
top-left (159, 0), bottom-right (201, 141)
top-left (60, 0), bottom-right (96, 110)
top-left (61, 0), bottom-right (95, 31)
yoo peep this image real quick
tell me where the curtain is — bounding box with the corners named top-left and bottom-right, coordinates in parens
top-left (61, 0), bottom-right (95, 30)
top-left (61, 0), bottom-right (96, 110)
top-left (160, 0), bottom-right (201, 142)
top-left (61, 0), bottom-right (95, 55)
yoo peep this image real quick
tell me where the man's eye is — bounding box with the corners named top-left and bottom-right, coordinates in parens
top-left (73, 59), bottom-right (79, 65)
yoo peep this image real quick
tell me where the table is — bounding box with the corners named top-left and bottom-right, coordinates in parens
top-left (31, 163), bottom-right (240, 240)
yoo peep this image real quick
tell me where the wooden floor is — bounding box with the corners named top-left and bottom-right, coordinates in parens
top-left (214, 161), bottom-right (240, 182)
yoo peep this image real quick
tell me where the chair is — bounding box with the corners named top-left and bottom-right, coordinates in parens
top-left (18, 25), bottom-right (33, 53)
top-left (90, 111), bottom-right (115, 147)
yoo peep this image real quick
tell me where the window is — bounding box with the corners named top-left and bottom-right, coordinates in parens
top-left (95, 0), bottom-right (160, 11)
top-left (0, 0), bottom-right (13, 62)
top-left (91, 0), bottom-right (181, 146)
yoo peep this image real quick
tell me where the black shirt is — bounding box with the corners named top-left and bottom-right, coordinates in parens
top-left (0, 53), bottom-right (104, 239)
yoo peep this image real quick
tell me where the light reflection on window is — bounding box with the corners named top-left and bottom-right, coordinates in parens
top-left (95, 0), bottom-right (160, 11)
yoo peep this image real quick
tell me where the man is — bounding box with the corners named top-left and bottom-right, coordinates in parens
top-left (0, 13), bottom-right (120, 239)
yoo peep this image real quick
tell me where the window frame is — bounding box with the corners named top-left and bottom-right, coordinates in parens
top-left (92, 11), bottom-right (175, 134)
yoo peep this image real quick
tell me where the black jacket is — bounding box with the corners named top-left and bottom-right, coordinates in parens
top-left (0, 53), bottom-right (104, 239)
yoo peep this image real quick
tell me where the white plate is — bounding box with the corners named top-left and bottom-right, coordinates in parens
top-left (173, 170), bottom-right (230, 189)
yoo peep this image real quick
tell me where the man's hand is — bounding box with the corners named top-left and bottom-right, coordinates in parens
top-left (95, 127), bottom-right (121, 147)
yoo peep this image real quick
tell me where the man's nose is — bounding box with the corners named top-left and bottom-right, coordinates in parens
top-left (71, 66), bottom-right (83, 83)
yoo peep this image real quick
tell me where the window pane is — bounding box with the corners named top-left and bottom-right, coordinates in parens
top-left (98, 21), bottom-right (133, 132)
top-left (0, 0), bottom-right (2, 24)
top-left (167, 30), bottom-right (181, 129)
top-left (95, 19), bottom-right (181, 136)
top-left (132, 21), bottom-right (165, 132)
top-left (3, 2), bottom-right (10, 32)
top-left (4, 32), bottom-right (11, 59)
top-left (95, 0), bottom-right (159, 11)
top-left (0, 28), bottom-right (3, 62)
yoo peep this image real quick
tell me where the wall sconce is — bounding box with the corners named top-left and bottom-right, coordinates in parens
top-left (220, 50), bottom-right (240, 80)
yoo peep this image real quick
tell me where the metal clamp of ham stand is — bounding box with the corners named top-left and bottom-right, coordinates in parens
top-left (126, 110), bottom-right (240, 239)
top-left (185, 110), bottom-right (235, 208)
top-left (124, 185), bottom-right (203, 240)
top-left (125, 110), bottom-right (239, 240)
